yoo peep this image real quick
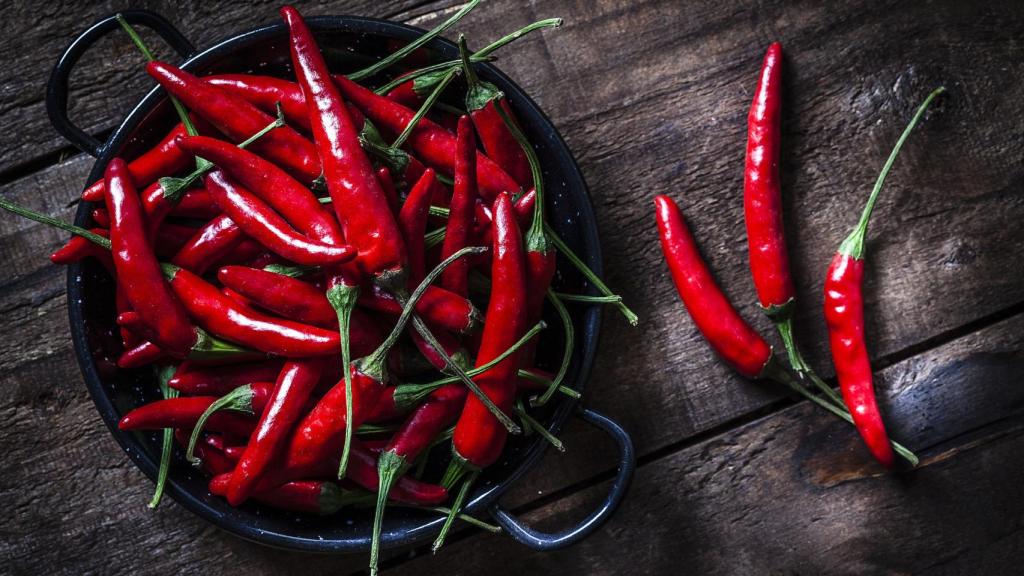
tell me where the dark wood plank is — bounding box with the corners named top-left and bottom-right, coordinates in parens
top-left (379, 312), bottom-right (1024, 575)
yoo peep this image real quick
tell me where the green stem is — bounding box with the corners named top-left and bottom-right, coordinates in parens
top-left (545, 224), bottom-right (638, 326)
top-left (370, 450), bottom-right (406, 576)
top-left (357, 423), bottom-right (400, 435)
top-left (536, 290), bottom-right (573, 406)
top-left (148, 364), bottom-right (177, 508)
top-left (348, 0), bottom-right (482, 81)
top-left (774, 315), bottom-right (845, 406)
top-left (422, 506), bottom-right (500, 533)
top-left (514, 403), bottom-right (565, 452)
top-left (432, 470), bottom-right (479, 552)
top-left (494, 99), bottom-right (546, 243)
top-left (326, 282), bottom-right (361, 479)
top-left (185, 384), bottom-right (255, 465)
top-left (554, 293), bottom-right (623, 304)
top-left (424, 227), bottom-right (447, 249)
top-left (390, 67), bottom-right (459, 150)
top-left (0, 198), bottom-right (111, 249)
top-left (839, 86), bottom-right (945, 259)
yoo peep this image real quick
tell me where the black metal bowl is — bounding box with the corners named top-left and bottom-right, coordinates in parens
top-left (49, 9), bottom-right (634, 554)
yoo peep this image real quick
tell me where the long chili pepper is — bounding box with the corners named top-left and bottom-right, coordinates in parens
top-left (655, 194), bottom-right (919, 464)
top-left (222, 359), bottom-right (324, 505)
top-left (105, 158), bottom-right (196, 358)
top-left (205, 74), bottom-right (313, 132)
top-left (203, 170), bottom-right (355, 266)
top-left (436, 194), bottom-right (529, 551)
top-left (370, 383), bottom-right (466, 574)
top-left (438, 116), bottom-right (478, 297)
top-left (826, 87), bottom-right (943, 468)
top-left (146, 61), bottom-right (321, 185)
top-left (169, 359), bottom-right (284, 395)
top-left (282, 6), bottom-right (407, 284)
top-left (274, 246), bottom-right (486, 482)
top-left (50, 228), bottom-right (113, 270)
top-left (119, 395), bottom-right (258, 438)
top-left (398, 169), bottom-right (439, 285)
top-left (168, 189), bottom-right (220, 219)
top-left (334, 75), bottom-right (520, 200)
top-left (457, 36), bottom-right (531, 188)
top-left (79, 123), bottom-right (190, 202)
top-left (357, 282), bottom-right (481, 335)
top-left (212, 474), bottom-right (369, 515)
top-left (170, 214), bottom-right (245, 274)
top-left (177, 136), bottom-right (344, 246)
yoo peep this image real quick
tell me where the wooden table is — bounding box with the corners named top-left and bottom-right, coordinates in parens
top-left (2, 1), bottom-right (1022, 574)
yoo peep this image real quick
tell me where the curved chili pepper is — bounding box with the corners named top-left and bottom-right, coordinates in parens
top-left (146, 61), bottom-right (321, 184)
top-left (203, 170), bottom-right (355, 266)
top-left (170, 214), bottom-right (245, 275)
top-left (50, 228), bottom-right (113, 271)
top-left (117, 341), bottom-right (170, 369)
top-left (334, 74), bottom-right (520, 200)
top-left (438, 116), bottom-right (478, 297)
top-left (169, 359), bottom-right (285, 395)
top-left (282, 6), bottom-right (407, 283)
top-left (165, 265), bottom-right (351, 357)
top-left (357, 283), bottom-right (480, 335)
top-left (826, 87), bottom-right (943, 468)
top-left (205, 74), bottom-right (312, 132)
top-left (398, 169), bottom-right (439, 285)
top-left (80, 123), bottom-right (190, 202)
top-left (655, 194), bottom-right (772, 378)
top-left (226, 358), bottom-right (325, 505)
top-left (177, 136), bottom-right (344, 246)
top-left (106, 158), bottom-right (196, 358)
top-left (458, 36), bottom-right (531, 188)
top-left (118, 395), bottom-right (258, 437)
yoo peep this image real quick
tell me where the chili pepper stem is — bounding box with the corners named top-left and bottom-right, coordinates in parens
top-left (838, 86), bottom-right (945, 259)
top-left (370, 449), bottom-right (408, 576)
top-left (773, 315), bottom-right (844, 405)
top-left (326, 283), bottom-right (361, 479)
top-left (0, 198), bottom-right (111, 249)
top-left (762, 360), bottom-right (919, 466)
top-left (515, 404), bottom-right (566, 452)
top-left (185, 385), bottom-right (255, 465)
top-left (554, 293), bottom-right (623, 304)
top-left (432, 470), bottom-right (480, 553)
top-left (390, 68), bottom-right (459, 150)
top-left (422, 506), bottom-right (500, 533)
top-left (537, 289), bottom-right (574, 406)
top-left (148, 365), bottom-right (177, 508)
top-left (545, 224), bottom-right (639, 325)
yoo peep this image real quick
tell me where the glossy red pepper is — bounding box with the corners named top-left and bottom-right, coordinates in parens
top-left (50, 228), bottom-right (113, 271)
top-left (438, 116), bottom-right (478, 297)
top-left (169, 359), bottom-right (285, 396)
top-left (118, 394), bottom-right (260, 438)
top-left (211, 474), bottom-right (367, 515)
top-left (177, 136), bottom-right (344, 246)
top-left (357, 283), bottom-right (480, 336)
top-left (146, 61), bottom-right (322, 184)
top-left (282, 6), bottom-right (407, 283)
top-left (334, 74), bottom-right (520, 200)
top-left (117, 340), bottom-right (169, 369)
top-left (168, 188), bottom-right (220, 219)
top-left (105, 158), bottom-right (196, 358)
top-left (451, 193), bottom-right (529, 470)
top-left (203, 170), bottom-right (355, 267)
top-left (170, 214), bottom-right (245, 275)
top-left (226, 358), bottom-right (325, 505)
top-left (655, 194), bottom-right (772, 378)
top-left (90, 208), bottom-right (110, 228)
top-left (205, 74), bottom-right (312, 132)
top-left (376, 167), bottom-right (399, 215)
top-left (80, 123), bottom-right (190, 202)
top-left (398, 169), bottom-right (439, 285)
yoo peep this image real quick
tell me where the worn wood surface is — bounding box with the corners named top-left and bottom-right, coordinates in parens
top-left (1, 0), bottom-right (1022, 574)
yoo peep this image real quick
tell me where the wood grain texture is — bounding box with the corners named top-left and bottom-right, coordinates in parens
top-left (0, 0), bottom-right (1022, 574)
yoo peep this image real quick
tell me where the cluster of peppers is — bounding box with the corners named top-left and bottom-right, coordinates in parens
top-left (657, 43), bottom-right (945, 468)
top-left (0, 4), bottom-right (639, 573)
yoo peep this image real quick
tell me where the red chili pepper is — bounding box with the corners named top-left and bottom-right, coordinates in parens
top-left (169, 359), bottom-right (285, 395)
top-left (215, 266), bottom-right (385, 353)
top-left (117, 341), bottom-right (169, 369)
top-left (168, 188), bottom-right (220, 219)
top-left (105, 158), bottom-right (196, 358)
top-left (357, 283), bottom-right (480, 336)
top-left (458, 37), bottom-right (531, 188)
top-left (438, 116), bottom-right (478, 297)
top-left (825, 87), bottom-right (943, 468)
top-left (90, 208), bottom-right (110, 228)
top-left (655, 194), bottom-right (772, 378)
top-left (146, 61), bottom-right (322, 184)
top-left (177, 136), bottom-right (344, 246)
top-left (281, 6), bottom-right (407, 283)
top-left (205, 74), bottom-right (313, 132)
top-left (116, 311), bottom-right (159, 343)
top-left (165, 265), bottom-right (347, 357)
top-left (450, 194), bottom-right (528, 469)
top-left (364, 388), bottom-right (407, 423)
top-left (170, 214), bottom-right (245, 275)
top-left (175, 430), bottom-right (234, 476)
top-left (212, 474), bottom-right (368, 515)
top-left (398, 169), bottom-right (439, 286)
top-left (118, 395), bottom-right (260, 437)
top-left (217, 238), bottom-right (265, 268)
top-left (80, 123), bottom-right (191, 202)
top-left (334, 74), bottom-right (520, 200)
top-left (221, 287), bottom-right (259, 312)
top-left (203, 170), bottom-right (355, 267)
top-left (226, 358), bottom-right (325, 505)
top-left (376, 167), bottom-right (399, 215)
top-left (50, 228), bottom-right (113, 271)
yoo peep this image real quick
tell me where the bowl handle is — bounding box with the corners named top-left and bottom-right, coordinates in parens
top-left (46, 10), bottom-right (195, 158)
top-left (487, 407), bottom-right (636, 551)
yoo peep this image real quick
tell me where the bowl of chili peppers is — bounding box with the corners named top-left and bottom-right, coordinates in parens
top-left (0, 3), bottom-right (638, 567)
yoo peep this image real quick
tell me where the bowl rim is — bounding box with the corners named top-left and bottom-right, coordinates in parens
top-left (66, 13), bottom-right (603, 553)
